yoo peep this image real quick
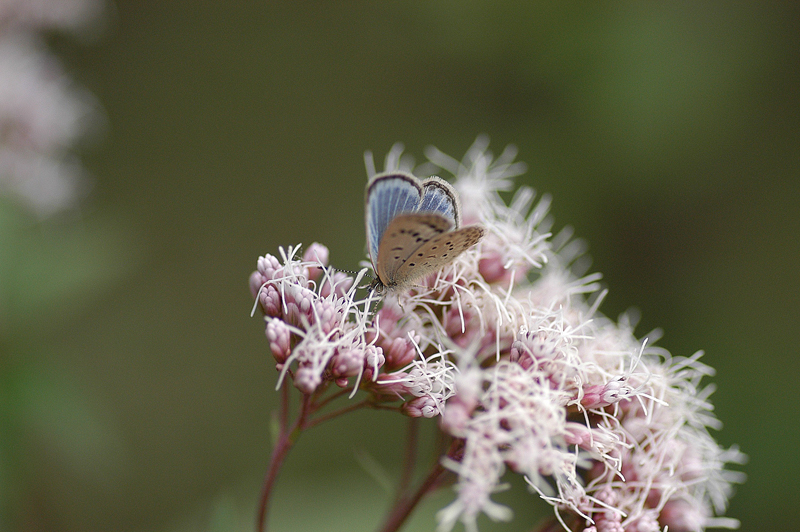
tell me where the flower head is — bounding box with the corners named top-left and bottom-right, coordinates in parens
top-left (251, 137), bottom-right (743, 532)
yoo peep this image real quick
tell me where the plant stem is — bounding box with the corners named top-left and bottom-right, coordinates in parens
top-left (375, 458), bottom-right (449, 532)
top-left (256, 393), bottom-right (311, 532)
top-left (304, 397), bottom-right (369, 429)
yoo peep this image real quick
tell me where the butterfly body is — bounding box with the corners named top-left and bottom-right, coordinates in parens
top-left (365, 172), bottom-right (485, 293)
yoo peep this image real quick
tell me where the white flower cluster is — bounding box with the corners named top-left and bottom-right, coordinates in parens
top-left (252, 138), bottom-right (744, 532)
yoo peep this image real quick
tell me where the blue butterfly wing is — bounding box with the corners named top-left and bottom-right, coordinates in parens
top-left (365, 172), bottom-right (423, 265)
top-left (419, 177), bottom-right (459, 227)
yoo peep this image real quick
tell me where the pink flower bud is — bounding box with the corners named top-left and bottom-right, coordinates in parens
top-left (313, 300), bottom-right (343, 335)
top-left (372, 371), bottom-right (412, 396)
top-left (331, 347), bottom-right (363, 378)
top-left (403, 396), bottom-right (440, 418)
top-left (318, 271), bottom-right (354, 298)
top-left (383, 334), bottom-right (418, 369)
top-left (284, 285), bottom-right (316, 326)
top-left (265, 319), bottom-right (291, 363)
top-left (256, 254), bottom-right (282, 281)
top-left (303, 242), bottom-right (329, 281)
top-left (294, 366), bottom-right (321, 394)
top-left (364, 345), bottom-right (385, 371)
top-left (249, 271), bottom-right (266, 299)
top-left (361, 367), bottom-right (376, 382)
top-left (259, 284), bottom-right (282, 317)
top-left (580, 379), bottom-right (632, 409)
top-left (373, 301), bottom-right (405, 337)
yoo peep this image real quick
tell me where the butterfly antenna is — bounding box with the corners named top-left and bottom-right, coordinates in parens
top-left (333, 267), bottom-right (361, 276)
top-left (333, 267), bottom-right (379, 291)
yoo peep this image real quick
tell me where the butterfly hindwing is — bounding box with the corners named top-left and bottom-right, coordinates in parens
top-left (418, 177), bottom-right (460, 227)
top-left (390, 224), bottom-right (486, 289)
top-left (375, 213), bottom-right (453, 287)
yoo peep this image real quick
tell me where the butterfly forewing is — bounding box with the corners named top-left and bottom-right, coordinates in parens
top-left (366, 173), bottom-right (423, 266)
top-left (390, 225), bottom-right (486, 289)
top-left (375, 213), bottom-right (453, 287)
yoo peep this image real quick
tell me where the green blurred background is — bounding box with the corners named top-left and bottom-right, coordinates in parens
top-left (7, 1), bottom-right (798, 531)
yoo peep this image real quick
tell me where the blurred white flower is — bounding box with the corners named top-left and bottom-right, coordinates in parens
top-left (0, 0), bottom-right (103, 32)
top-left (0, 1), bottom-right (103, 217)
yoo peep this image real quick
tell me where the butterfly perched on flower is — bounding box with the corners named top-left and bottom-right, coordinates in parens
top-left (365, 172), bottom-right (485, 293)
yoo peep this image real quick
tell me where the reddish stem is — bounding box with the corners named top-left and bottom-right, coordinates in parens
top-left (377, 437), bottom-right (462, 532)
top-left (256, 393), bottom-right (311, 532)
top-left (304, 398), bottom-right (370, 429)
top-left (376, 459), bottom-right (449, 532)
top-left (256, 388), bottom-right (446, 532)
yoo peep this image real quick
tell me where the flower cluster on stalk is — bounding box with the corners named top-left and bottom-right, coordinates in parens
top-left (250, 137), bottom-right (744, 532)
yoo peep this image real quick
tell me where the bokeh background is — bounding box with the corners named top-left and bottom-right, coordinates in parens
top-left (3, 1), bottom-right (798, 531)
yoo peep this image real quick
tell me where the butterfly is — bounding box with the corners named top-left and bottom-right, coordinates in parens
top-left (365, 171), bottom-right (485, 293)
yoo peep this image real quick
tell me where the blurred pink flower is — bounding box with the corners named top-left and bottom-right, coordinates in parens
top-left (0, 0), bottom-right (103, 216)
